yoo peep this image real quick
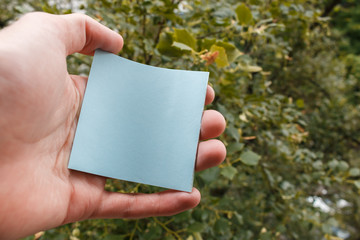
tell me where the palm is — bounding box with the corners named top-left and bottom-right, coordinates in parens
top-left (0, 13), bottom-right (226, 240)
top-left (0, 25), bottom-right (101, 231)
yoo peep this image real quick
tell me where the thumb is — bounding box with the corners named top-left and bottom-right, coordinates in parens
top-left (0, 12), bottom-right (123, 56)
top-left (59, 13), bottom-right (124, 55)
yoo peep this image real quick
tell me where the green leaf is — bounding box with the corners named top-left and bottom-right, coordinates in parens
top-left (296, 99), bottom-right (305, 108)
top-left (221, 166), bottom-right (238, 180)
top-left (226, 125), bottom-right (240, 142)
top-left (217, 103), bottom-right (235, 122)
top-left (338, 161), bottom-right (349, 171)
top-left (143, 224), bottom-right (163, 239)
top-left (240, 150), bottom-right (261, 166)
top-left (241, 65), bottom-right (263, 72)
top-left (312, 160), bottom-right (323, 170)
top-left (326, 217), bottom-right (339, 227)
top-left (354, 180), bottom-right (360, 189)
top-left (164, 235), bottom-right (176, 240)
top-left (193, 232), bottom-right (203, 240)
top-left (188, 222), bottom-right (206, 233)
top-left (214, 218), bottom-right (230, 235)
top-left (199, 167), bottom-right (220, 183)
top-left (349, 168), bottom-right (360, 177)
top-left (156, 32), bottom-right (184, 57)
top-left (216, 41), bottom-right (243, 62)
top-left (192, 209), bottom-right (209, 222)
top-left (235, 4), bottom-right (253, 25)
top-left (264, 168), bottom-right (275, 187)
top-left (201, 38), bottom-right (217, 50)
top-left (234, 212), bottom-right (244, 225)
top-left (260, 231), bottom-right (272, 240)
top-left (328, 159), bottom-right (339, 170)
top-left (227, 142), bottom-right (244, 155)
top-left (103, 235), bottom-right (125, 240)
top-left (173, 28), bottom-right (197, 50)
top-left (173, 211), bottom-right (191, 223)
top-left (210, 45), bottom-right (229, 67)
top-left (172, 41), bottom-right (193, 51)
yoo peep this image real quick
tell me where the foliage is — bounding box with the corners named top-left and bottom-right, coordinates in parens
top-left (1, 0), bottom-right (360, 239)
top-left (332, 0), bottom-right (360, 54)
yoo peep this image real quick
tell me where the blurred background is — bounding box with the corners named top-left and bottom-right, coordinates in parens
top-left (1, 0), bottom-right (360, 239)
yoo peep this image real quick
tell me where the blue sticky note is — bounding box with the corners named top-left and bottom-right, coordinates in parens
top-left (68, 50), bottom-right (208, 192)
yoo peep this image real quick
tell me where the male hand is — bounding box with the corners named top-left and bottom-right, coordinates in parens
top-left (0, 12), bottom-right (226, 240)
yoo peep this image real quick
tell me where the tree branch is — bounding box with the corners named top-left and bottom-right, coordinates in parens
top-left (306, 78), bottom-right (331, 100)
top-left (145, 20), bottom-right (165, 65)
top-left (321, 0), bottom-right (342, 17)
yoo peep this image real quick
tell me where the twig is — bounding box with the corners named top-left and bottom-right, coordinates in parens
top-left (321, 0), bottom-right (342, 17)
top-left (153, 217), bottom-right (182, 240)
top-left (141, 10), bottom-right (148, 62)
top-left (198, 30), bottom-right (225, 39)
top-left (146, 19), bottom-right (165, 64)
top-left (129, 220), bottom-right (139, 240)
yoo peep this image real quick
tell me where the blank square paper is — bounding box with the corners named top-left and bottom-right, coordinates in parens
top-left (68, 50), bottom-right (209, 192)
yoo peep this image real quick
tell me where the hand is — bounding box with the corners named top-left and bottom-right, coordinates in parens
top-left (0, 12), bottom-right (226, 240)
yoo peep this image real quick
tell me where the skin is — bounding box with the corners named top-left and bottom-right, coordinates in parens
top-left (0, 12), bottom-right (226, 240)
